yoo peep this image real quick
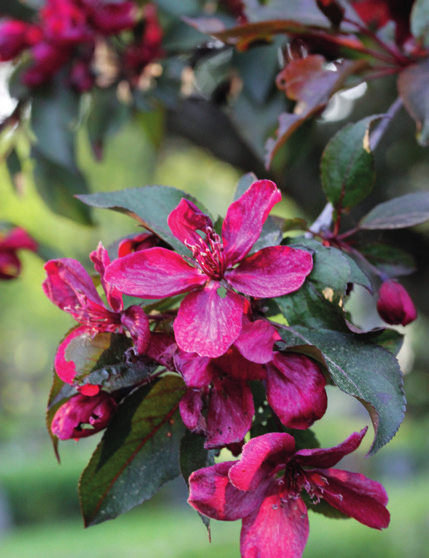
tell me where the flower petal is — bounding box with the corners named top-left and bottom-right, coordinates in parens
top-left (214, 346), bottom-right (265, 381)
top-left (146, 333), bottom-right (177, 370)
top-left (266, 353), bottom-right (327, 429)
top-left (234, 319), bottom-right (279, 364)
top-left (90, 243), bottom-right (123, 312)
top-left (240, 491), bottom-right (309, 558)
top-left (121, 305), bottom-right (150, 354)
top-left (0, 250), bottom-right (21, 279)
top-left (0, 227), bottom-right (38, 251)
top-left (179, 388), bottom-right (206, 433)
top-left (205, 377), bottom-right (254, 448)
top-left (229, 433), bottom-right (295, 492)
top-left (105, 247), bottom-right (206, 298)
top-left (222, 180), bottom-right (281, 266)
top-left (225, 246), bottom-right (313, 298)
top-left (43, 259), bottom-right (105, 316)
top-left (174, 350), bottom-right (213, 388)
top-left (174, 283), bottom-right (244, 357)
top-left (305, 468), bottom-right (390, 529)
top-left (188, 462), bottom-right (268, 521)
top-left (294, 428), bottom-right (368, 468)
top-left (168, 198), bottom-right (213, 251)
top-left (54, 326), bottom-right (87, 384)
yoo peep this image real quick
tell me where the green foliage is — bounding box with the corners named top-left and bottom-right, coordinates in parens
top-left (359, 191), bottom-right (429, 229)
top-left (79, 375), bottom-right (186, 526)
top-left (278, 326), bottom-right (406, 455)
top-left (320, 116), bottom-right (380, 212)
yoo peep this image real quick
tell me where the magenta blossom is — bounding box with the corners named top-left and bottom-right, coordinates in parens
top-left (189, 429), bottom-right (390, 558)
top-left (43, 243), bottom-right (150, 386)
top-left (0, 227), bottom-right (38, 280)
top-left (51, 391), bottom-right (118, 440)
top-left (377, 279), bottom-right (417, 326)
top-left (176, 316), bottom-right (327, 449)
top-left (105, 180), bottom-right (313, 357)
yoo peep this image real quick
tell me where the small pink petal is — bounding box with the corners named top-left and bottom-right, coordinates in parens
top-left (226, 246), bottom-right (313, 298)
top-left (234, 319), bottom-right (279, 364)
top-left (229, 433), bottom-right (295, 492)
top-left (90, 243), bottom-right (123, 312)
top-left (54, 326), bottom-right (87, 384)
top-left (240, 492), bottom-right (309, 558)
top-left (266, 353), bottom-right (327, 429)
top-left (121, 305), bottom-right (150, 354)
top-left (146, 333), bottom-right (177, 370)
top-left (174, 350), bottom-right (213, 388)
top-left (222, 180), bottom-right (281, 266)
top-left (294, 428), bottom-right (368, 469)
top-left (179, 388), bottom-right (206, 433)
top-left (188, 462), bottom-right (267, 521)
top-left (214, 346), bottom-right (265, 381)
top-left (168, 199), bottom-right (213, 251)
top-left (205, 377), bottom-right (254, 448)
top-left (105, 247), bottom-right (206, 298)
top-left (174, 283), bottom-right (244, 358)
top-left (78, 384), bottom-right (100, 396)
top-left (305, 468), bottom-right (390, 529)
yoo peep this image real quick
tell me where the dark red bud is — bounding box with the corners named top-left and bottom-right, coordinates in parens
top-left (377, 280), bottom-right (417, 326)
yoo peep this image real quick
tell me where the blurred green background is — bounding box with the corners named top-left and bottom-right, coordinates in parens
top-left (1, 80), bottom-right (429, 558)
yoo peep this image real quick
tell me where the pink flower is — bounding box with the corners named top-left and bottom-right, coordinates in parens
top-left (51, 391), bottom-right (117, 440)
top-left (189, 429), bottom-right (390, 558)
top-left (0, 20), bottom-right (42, 61)
top-left (0, 227), bottom-right (38, 280)
top-left (105, 180), bottom-right (313, 357)
top-left (176, 317), bottom-right (327, 448)
top-left (84, 0), bottom-right (136, 35)
top-left (377, 279), bottom-right (417, 326)
top-left (43, 243), bottom-right (150, 385)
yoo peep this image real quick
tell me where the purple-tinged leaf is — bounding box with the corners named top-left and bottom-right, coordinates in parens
top-left (359, 192), bottom-right (429, 229)
top-left (278, 326), bottom-right (406, 455)
top-left (79, 375), bottom-right (186, 526)
top-left (320, 116), bottom-right (382, 212)
top-left (398, 59), bottom-right (429, 146)
top-left (266, 57), bottom-right (364, 168)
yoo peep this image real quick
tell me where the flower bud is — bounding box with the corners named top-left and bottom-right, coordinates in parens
top-left (51, 392), bottom-right (118, 440)
top-left (377, 280), bottom-right (417, 326)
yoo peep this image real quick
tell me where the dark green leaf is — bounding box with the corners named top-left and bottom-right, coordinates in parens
top-left (359, 192), bottom-right (429, 230)
top-left (65, 332), bottom-right (135, 387)
top-left (359, 328), bottom-right (404, 356)
top-left (180, 431), bottom-right (213, 532)
top-left (87, 86), bottom-right (129, 159)
top-left (32, 153), bottom-right (93, 225)
top-left (275, 282), bottom-right (348, 331)
top-left (278, 326), bottom-right (406, 455)
top-left (6, 148), bottom-right (22, 191)
top-left (360, 243), bottom-right (416, 277)
top-left (398, 59), bottom-right (429, 146)
top-left (286, 238), bottom-right (351, 294)
top-left (79, 375), bottom-right (186, 526)
top-left (31, 81), bottom-right (80, 169)
top-left (1, 0), bottom-right (35, 21)
top-left (320, 116), bottom-right (381, 211)
top-left (77, 186), bottom-right (211, 256)
top-left (285, 428), bottom-right (320, 451)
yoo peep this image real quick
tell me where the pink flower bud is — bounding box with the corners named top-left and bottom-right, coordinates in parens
top-left (51, 392), bottom-right (118, 440)
top-left (377, 280), bottom-right (417, 326)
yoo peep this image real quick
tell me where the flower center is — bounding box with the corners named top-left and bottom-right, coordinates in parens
top-left (187, 227), bottom-right (226, 280)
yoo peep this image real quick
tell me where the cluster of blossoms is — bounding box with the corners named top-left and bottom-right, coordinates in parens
top-left (0, 0), bottom-right (163, 91)
top-left (43, 180), bottom-right (392, 556)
